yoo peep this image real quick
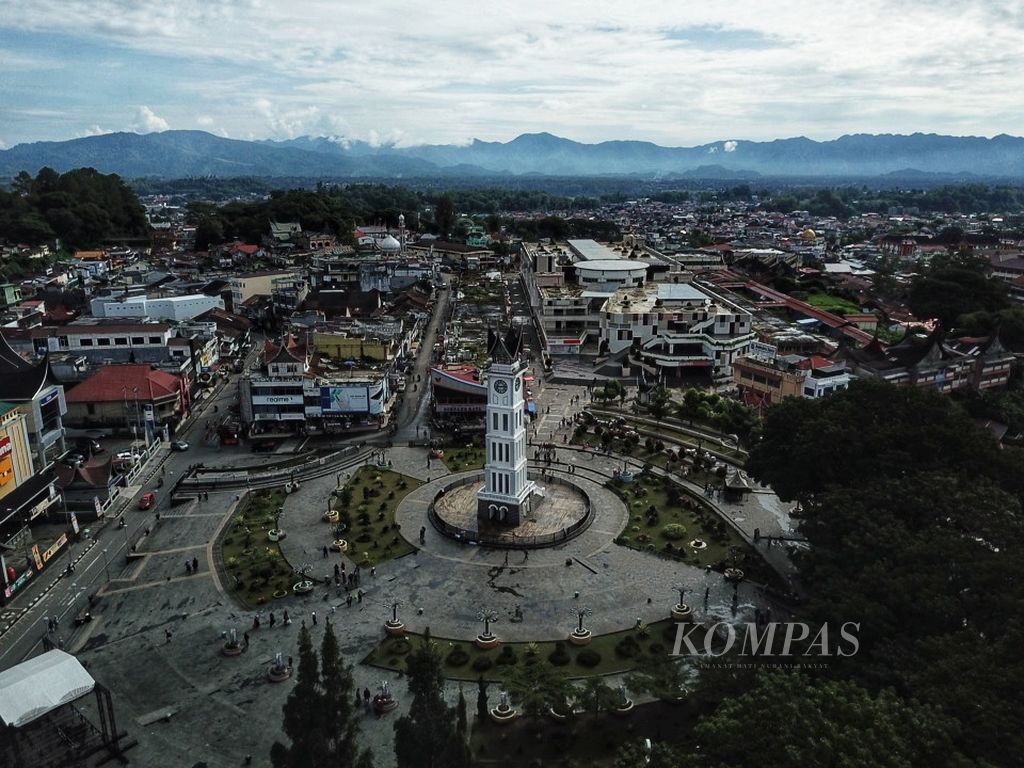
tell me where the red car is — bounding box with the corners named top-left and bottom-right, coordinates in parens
top-left (138, 492), bottom-right (156, 510)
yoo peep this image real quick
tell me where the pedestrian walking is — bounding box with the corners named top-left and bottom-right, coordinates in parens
top-left (357, 590), bottom-right (363, 603)
top-left (53, 616), bottom-right (59, 631)
top-left (283, 610), bottom-right (291, 626)
top-left (165, 628), bottom-right (173, 643)
top-left (346, 594), bottom-right (353, 608)
top-left (243, 632), bottom-right (249, 648)
top-left (311, 611), bottom-right (318, 626)
top-left (192, 556), bottom-right (199, 572)
top-left (322, 545), bottom-right (329, 558)
top-left (334, 563), bottom-right (341, 578)
top-left (269, 612), bottom-right (276, 628)
top-left (370, 566), bottom-right (376, 578)
top-left (363, 688), bottom-right (371, 710)
top-left (186, 560), bottom-right (192, 575)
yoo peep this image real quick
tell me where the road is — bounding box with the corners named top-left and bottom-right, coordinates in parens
top-left (392, 278), bottom-right (450, 444)
top-left (0, 344), bottom-right (259, 667)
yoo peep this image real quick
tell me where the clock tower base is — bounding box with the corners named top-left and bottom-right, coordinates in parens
top-left (477, 496), bottom-right (525, 527)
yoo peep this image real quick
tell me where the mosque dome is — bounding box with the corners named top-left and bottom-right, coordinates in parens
top-left (380, 235), bottom-right (401, 252)
top-left (801, 228), bottom-right (817, 241)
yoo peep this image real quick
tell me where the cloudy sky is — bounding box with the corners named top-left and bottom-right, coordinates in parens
top-left (1, 0), bottom-right (1021, 149)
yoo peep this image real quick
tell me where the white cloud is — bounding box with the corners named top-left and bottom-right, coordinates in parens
top-left (723, 140), bottom-right (737, 152)
top-left (196, 115), bottom-right (214, 126)
top-left (79, 125), bottom-right (108, 137)
top-left (1, 1), bottom-right (1023, 145)
top-left (131, 105), bottom-right (169, 133)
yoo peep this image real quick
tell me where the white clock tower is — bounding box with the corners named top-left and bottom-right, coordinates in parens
top-left (477, 326), bottom-right (535, 526)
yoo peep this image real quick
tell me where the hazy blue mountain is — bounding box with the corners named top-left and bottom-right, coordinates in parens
top-left (2, 129), bottom-right (1023, 179)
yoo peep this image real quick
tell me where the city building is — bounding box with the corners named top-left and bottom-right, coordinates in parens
top-left (0, 402), bottom-right (63, 603)
top-left (227, 270), bottom-right (295, 310)
top-left (63, 364), bottom-right (190, 433)
top-left (733, 348), bottom-right (851, 406)
top-left (0, 336), bottom-right (67, 468)
top-left (840, 330), bottom-right (1014, 393)
top-left (239, 337), bottom-right (392, 437)
top-left (89, 293), bottom-right (225, 322)
top-left (599, 282), bottom-right (756, 383)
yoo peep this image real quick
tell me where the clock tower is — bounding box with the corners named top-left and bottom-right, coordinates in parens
top-left (477, 326), bottom-right (535, 526)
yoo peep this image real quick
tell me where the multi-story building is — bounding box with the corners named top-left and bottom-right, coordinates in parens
top-left (733, 350), bottom-right (851, 406)
top-left (239, 337), bottom-right (392, 437)
top-left (599, 282), bottom-right (756, 383)
top-left (89, 293), bottom-right (225, 322)
top-left (0, 336), bottom-right (67, 468)
top-left (63, 364), bottom-right (190, 433)
top-left (840, 330), bottom-right (1014, 393)
top-left (0, 402), bottom-right (63, 604)
top-left (227, 270), bottom-right (295, 310)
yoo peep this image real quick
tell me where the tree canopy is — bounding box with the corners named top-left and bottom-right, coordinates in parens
top-left (393, 633), bottom-right (469, 768)
top-left (271, 624), bottom-right (371, 768)
top-left (0, 167), bottom-right (148, 249)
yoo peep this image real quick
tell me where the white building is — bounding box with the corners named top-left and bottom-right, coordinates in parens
top-left (90, 294), bottom-right (225, 322)
top-left (600, 282), bottom-right (756, 383)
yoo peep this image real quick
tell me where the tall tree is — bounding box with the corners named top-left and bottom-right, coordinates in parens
top-left (394, 634), bottom-right (469, 768)
top-left (271, 624), bottom-right (371, 768)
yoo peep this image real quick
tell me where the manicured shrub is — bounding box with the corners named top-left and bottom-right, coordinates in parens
top-left (548, 642), bottom-right (571, 667)
top-left (662, 524), bottom-right (687, 540)
top-left (446, 648), bottom-right (470, 667)
top-left (472, 656), bottom-right (493, 672)
top-left (576, 649), bottom-right (602, 668)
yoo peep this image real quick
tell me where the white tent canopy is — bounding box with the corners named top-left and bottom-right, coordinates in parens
top-left (0, 650), bottom-right (95, 728)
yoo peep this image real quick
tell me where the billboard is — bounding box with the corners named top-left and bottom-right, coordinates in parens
top-left (320, 386), bottom-right (370, 414)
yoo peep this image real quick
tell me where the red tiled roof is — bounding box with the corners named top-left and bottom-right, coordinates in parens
top-left (65, 364), bottom-right (182, 403)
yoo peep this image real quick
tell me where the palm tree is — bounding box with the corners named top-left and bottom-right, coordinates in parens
top-left (502, 655), bottom-right (574, 719)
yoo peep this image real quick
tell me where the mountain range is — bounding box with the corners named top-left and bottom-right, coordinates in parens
top-left (2, 130), bottom-right (1024, 179)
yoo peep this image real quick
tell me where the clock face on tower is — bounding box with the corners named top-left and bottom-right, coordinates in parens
top-left (514, 377), bottom-right (521, 391)
top-left (493, 380), bottom-right (508, 394)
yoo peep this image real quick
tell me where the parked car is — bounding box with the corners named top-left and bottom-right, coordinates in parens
top-left (138, 492), bottom-right (156, 510)
top-left (63, 452), bottom-right (87, 467)
top-left (76, 438), bottom-right (103, 454)
top-left (170, 440), bottom-right (189, 452)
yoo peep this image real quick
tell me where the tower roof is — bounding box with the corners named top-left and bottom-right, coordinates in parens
top-left (487, 325), bottom-right (522, 366)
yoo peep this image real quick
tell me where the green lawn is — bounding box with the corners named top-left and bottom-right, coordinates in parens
top-left (806, 292), bottom-right (863, 315)
top-left (333, 467), bottom-right (422, 566)
top-left (218, 488), bottom-right (296, 608)
top-left (442, 443), bottom-right (486, 473)
top-left (364, 621), bottom-right (681, 681)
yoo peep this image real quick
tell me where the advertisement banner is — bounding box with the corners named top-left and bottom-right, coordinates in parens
top-left (94, 496), bottom-right (103, 517)
top-left (4, 568), bottom-right (33, 598)
top-left (42, 533), bottom-right (67, 563)
top-left (320, 386), bottom-right (369, 414)
top-left (31, 544), bottom-right (43, 570)
top-left (70, 512), bottom-right (79, 534)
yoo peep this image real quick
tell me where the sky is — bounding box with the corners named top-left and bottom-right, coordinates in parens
top-left (1, 0), bottom-right (1022, 149)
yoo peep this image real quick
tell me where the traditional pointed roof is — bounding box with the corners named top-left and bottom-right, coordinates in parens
top-left (0, 332), bottom-right (52, 401)
top-left (55, 456), bottom-right (115, 490)
top-left (487, 325), bottom-right (522, 366)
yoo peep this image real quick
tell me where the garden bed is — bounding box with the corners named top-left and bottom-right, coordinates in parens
top-left (607, 471), bottom-right (777, 585)
top-left (218, 488), bottom-right (295, 608)
top-left (364, 621), bottom-right (679, 680)
top-left (331, 467), bottom-right (421, 566)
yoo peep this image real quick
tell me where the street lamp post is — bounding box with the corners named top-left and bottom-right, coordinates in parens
top-left (101, 547), bottom-right (110, 582)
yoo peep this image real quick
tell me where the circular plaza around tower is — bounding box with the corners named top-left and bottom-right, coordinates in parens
top-left (430, 472), bottom-right (592, 548)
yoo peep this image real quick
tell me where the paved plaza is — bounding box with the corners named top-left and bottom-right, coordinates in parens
top-left (0, 375), bottom-right (800, 768)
